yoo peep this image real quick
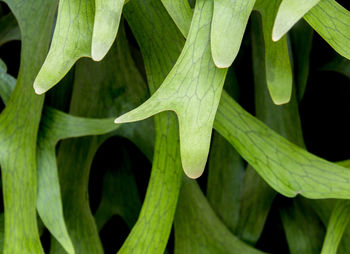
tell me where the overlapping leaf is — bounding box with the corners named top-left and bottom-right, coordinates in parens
top-left (253, 0), bottom-right (293, 105)
top-left (174, 178), bottom-right (265, 254)
top-left (34, 0), bottom-right (126, 94)
top-left (0, 0), bottom-right (57, 252)
top-left (116, 0), bottom-right (227, 178)
top-left (305, 0), bottom-right (350, 60)
top-left (272, 0), bottom-right (320, 41)
top-left (211, 0), bottom-right (256, 68)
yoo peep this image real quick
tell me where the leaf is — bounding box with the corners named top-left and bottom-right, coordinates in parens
top-left (92, 0), bottom-right (125, 61)
top-left (117, 0), bottom-right (185, 252)
top-left (304, 0), bottom-right (350, 60)
top-left (214, 91), bottom-right (350, 199)
top-left (253, 0), bottom-right (293, 105)
top-left (37, 108), bottom-right (118, 254)
top-left (161, 0), bottom-right (193, 37)
top-left (0, 12), bottom-right (20, 46)
top-left (236, 165), bottom-right (276, 244)
top-left (0, 55), bottom-right (119, 254)
top-left (290, 20), bottom-right (314, 101)
top-left (211, 0), bottom-right (256, 68)
top-left (116, 0), bottom-right (227, 178)
top-left (33, 0), bottom-right (94, 94)
top-left (280, 198), bottom-right (325, 254)
top-left (34, 0), bottom-right (127, 94)
top-left (49, 23), bottom-right (153, 254)
top-left (236, 13), bottom-right (304, 244)
top-left (207, 131), bottom-right (245, 233)
top-left (0, 0), bottom-right (57, 252)
top-left (321, 200), bottom-right (350, 254)
top-left (0, 59), bottom-right (16, 104)
top-left (321, 55), bottom-right (350, 80)
top-left (174, 178), bottom-right (265, 254)
top-left (272, 0), bottom-right (320, 41)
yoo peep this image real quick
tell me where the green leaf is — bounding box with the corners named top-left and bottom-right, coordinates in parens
top-left (321, 200), bottom-right (350, 254)
top-left (236, 165), bottom-right (276, 244)
top-left (0, 12), bottom-right (20, 46)
top-left (236, 13), bottom-right (304, 244)
top-left (321, 55), bottom-right (350, 80)
top-left (207, 131), bottom-right (245, 233)
top-left (92, 0), bottom-right (125, 61)
top-left (116, 0), bottom-right (227, 178)
top-left (49, 25), bottom-right (152, 254)
top-left (161, 0), bottom-right (193, 37)
top-left (33, 0), bottom-right (94, 94)
top-left (280, 198), bottom-right (325, 254)
top-left (254, 0), bottom-right (293, 105)
top-left (174, 178), bottom-right (265, 254)
top-left (34, 0), bottom-right (127, 94)
top-left (290, 20), bottom-right (313, 101)
top-left (272, 0), bottom-right (320, 41)
top-left (214, 91), bottom-right (350, 199)
top-left (37, 108), bottom-right (118, 254)
top-left (118, 0), bottom-right (184, 252)
top-left (0, 0), bottom-right (57, 252)
top-left (304, 0), bottom-right (350, 60)
top-left (0, 59), bottom-right (16, 104)
top-left (211, 0), bottom-right (255, 68)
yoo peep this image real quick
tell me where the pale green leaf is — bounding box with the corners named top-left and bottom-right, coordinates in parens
top-left (304, 0), bottom-right (350, 60)
top-left (253, 0), bottom-right (293, 105)
top-left (214, 91), bottom-right (350, 199)
top-left (211, 0), bottom-right (255, 68)
top-left (116, 0), bottom-right (227, 178)
top-left (92, 0), bottom-right (125, 61)
top-left (34, 0), bottom-right (129, 94)
top-left (33, 0), bottom-right (94, 94)
top-left (272, 0), bottom-right (320, 41)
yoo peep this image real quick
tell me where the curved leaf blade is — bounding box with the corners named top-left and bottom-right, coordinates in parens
top-left (175, 178), bottom-right (265, 254)
top-left (116, 0), bottom-right (227, 178)
top-left (92, 0), bottom-right (125, 61)
top-left (254, 0), bottom-right (293, 105)
top-left (272, 0), bottom-right (320, 41)
top-left (34, 0), bottom-right (95, 94)
top-left (211, 0), bottom-right (255, 68)
top-left (161, 0), bottom-right (193, 37)
top-left (304, 0), bottom-right (350, 60)
top-left (321, 201), bottom-right (350, 254)
top-left (214, 92), bottom-right (350, 199)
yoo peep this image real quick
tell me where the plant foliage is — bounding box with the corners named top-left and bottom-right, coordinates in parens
top-left (0, 0), bottom-right (349, 253)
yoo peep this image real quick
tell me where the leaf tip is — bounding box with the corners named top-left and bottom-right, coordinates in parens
top-left (91, 45), bottom-right (106, 62)
top-left (272, 31), bottom-right (282, 42)
top-left (33, 82), bottom-right (46, 95)
top-left (183, 167), bottom-right (204, 179)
